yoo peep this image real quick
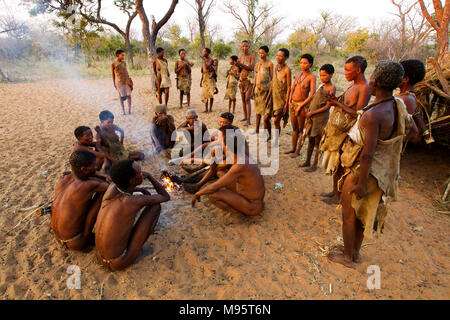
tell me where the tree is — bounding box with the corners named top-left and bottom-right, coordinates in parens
top-left (317, 10), bottom-right (354, 52)
top-left (287, 26), bottom-right (318, 53)
top-left (24, 0), bottom-right (138, 66)
top-left (135, 0), bottom-right (179, 93)
top-left (223, 0), bottom-right (283, 50)
top-left (212, 40), bottom-right (232, 59)
top-left (418, 0), bottom-right (450, 58)
top-left (390, 0), bottom-right (433, 59)
top-left (186, 0), bottom-right (216, 49)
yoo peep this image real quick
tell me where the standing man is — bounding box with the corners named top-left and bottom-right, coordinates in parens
top-left (112, 50), bottom-right (133, 115)
top-left (320, 56), bottom-right (371, 205)
top-left (200, 48), bottom-right (216, 113)
top-left (236, 40), bottom-right (255, 126)
top-left (253, 45), bottom-right (274, 135)
top-left (175, 49), bottom-right (194, 109)
top-left (328, 61), bottom-right (417, 268)
top-left (154, 47), bottom-right (171, 106)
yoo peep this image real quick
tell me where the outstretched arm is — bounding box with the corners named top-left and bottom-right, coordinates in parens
top-left (192, 165), bottom-right (241, 206)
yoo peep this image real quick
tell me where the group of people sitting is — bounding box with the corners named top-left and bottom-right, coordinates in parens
top-left (51, 105), bottom-right (265, 270)
top-left (51, 41), bottom-right (430, 271)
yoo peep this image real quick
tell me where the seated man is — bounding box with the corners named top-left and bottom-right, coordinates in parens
top-left (72, 126), bottom-right (110, 171)
top-left (174, 112), bottom-right (236, 193)
top-left (149, 104), bottom-right (176, 154)
top-left (94, 160), bottom-right (170, 271)
top-left (177, 109), bottom-right (209, 154)
top-left (191, 125), bottom-right (265, 216)
top-left (95, 110), bottom-right (145, 172)
top-left (51, 150), bottom-right (109, 251)
top-left (178, 111), bottom-right (235, 164)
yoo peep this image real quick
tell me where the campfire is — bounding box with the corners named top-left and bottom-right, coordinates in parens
top-left (160, 171), bottom-right (181, 193)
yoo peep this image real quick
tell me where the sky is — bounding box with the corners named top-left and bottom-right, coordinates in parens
top-left (4, 0), bottom-right (406, 42)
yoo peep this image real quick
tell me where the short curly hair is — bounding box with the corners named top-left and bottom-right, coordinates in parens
top-left (400, 59), bottom-right (426, 85)
top-left (373, 60), bottom-right (405, 91)
top-left (69, 150), bottom-right (96, 180)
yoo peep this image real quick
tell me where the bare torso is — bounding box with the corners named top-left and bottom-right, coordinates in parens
top-left (51, 174), bottom-right (102, 240)
top-left (94, 185), bottom-right (142, 259)
top-left (291, 72), bottom-right (314, 102)
top-left (230, 163), bottom-right (265, 201)
top-left (239, 54), bottom-right (255, 81)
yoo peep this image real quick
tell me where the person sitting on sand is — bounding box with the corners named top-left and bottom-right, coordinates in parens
top-left (327, 61), bottom-right (417, 268)
top-left (397, 59), bottom-right (433, 144)
top-left (112, 50), bottom-right (133, 115)
top-left (154, 47), bottom-right (171, 106)
top-left (149, 104), bottom-right (176, 154)
top-left (319, 56), bottom-right (371, 205)
top-left (72, 126), bottom-right (110, 171)
top-left (286, 54), bottom-right (316, 158)
top-left (191, 125), bottom-right (265, 216)
top-left (95, 110), bottom-right (145, 172)
top-left (300, 64), bottom-right (336, 172)
top-left (94, 160), bottom-right (170, 271)
top-left (51, 150), bottom-right (109, 251)
top-left (224, 55), bottom-right (240, 114)
top-left (181, 122), bottom-right (237, 194)
top-left (177, 109), bottom-right (209, 154)
top-left (175, 48), bottom-right (194, 109)
top-left (253, 45), bottom-right (274, 135)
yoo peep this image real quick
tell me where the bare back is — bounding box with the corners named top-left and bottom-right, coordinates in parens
top-left (228, 162), bottom-right (265, 201)
top-left (51, 174), bottom-right (106, 240)
top-left (94, 185), bottom-right (144, 259)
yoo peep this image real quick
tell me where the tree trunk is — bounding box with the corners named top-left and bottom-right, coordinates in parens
top-left (136, 0), bottom-right (179, 95)
top-left (125, 36), bottom-right (134, 67)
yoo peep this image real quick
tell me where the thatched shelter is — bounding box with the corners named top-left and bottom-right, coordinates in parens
top-left (415, 51), bottom-right (450, 147)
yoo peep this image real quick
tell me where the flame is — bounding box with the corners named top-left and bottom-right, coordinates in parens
top-left (162, 176), bottom-right (175, 192)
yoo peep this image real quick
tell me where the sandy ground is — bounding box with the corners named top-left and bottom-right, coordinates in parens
top-left (0, 67), bottom-right (449, 300)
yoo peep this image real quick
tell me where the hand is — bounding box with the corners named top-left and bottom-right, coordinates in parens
top-left (142, 171), bottom-right (152, 179)
top-left (191, 193), bottom-right (201, 207)
top-left (350, 183), bottom-right (367, 200)
top-left (306, 111), bottom-right (313, 119)
top-left (327, 94), bottom-right (338, 106)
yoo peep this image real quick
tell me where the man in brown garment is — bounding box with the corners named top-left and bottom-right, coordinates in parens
top-left (236, 40), bottom-right (255, 126)
top-left (112, 50), bottom-right (133, 115)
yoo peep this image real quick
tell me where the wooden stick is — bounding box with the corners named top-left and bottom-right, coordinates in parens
top-left (430, 58), bottom-right (449, 94)
top-left (422, 82), bottom-right (450, 100)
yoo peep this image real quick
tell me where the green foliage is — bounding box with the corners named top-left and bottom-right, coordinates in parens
top-left (212, 41), bottom-right (233, 59)
top-left (344, 28), bottom-right (370, 54)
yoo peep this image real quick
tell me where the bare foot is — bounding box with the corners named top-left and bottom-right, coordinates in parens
top-left (290, 152), bottom-right (300, 158)
top-left (321, 195), bottom-right (340, 205)
top-left (305, 165), bottom-right (317, 172)
top-left (284, 149), bottom-right (295, 154)
top-left (332, 245), bottom-right (361, 263)
top-left (183, 183), bottom-right (200, 194)
top-left (299, 162), bottom-right (311, 168)
top-left (320, 191), bottom-right (336, 198)
top-left (240, 118), bottom-right (248, 122)
top-left (327, 252), bottom-right (353, 268)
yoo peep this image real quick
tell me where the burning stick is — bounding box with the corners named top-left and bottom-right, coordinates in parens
top-left (160, 171), bottom-right (181, 192)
